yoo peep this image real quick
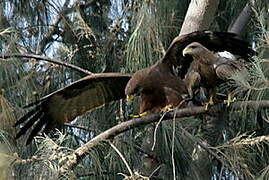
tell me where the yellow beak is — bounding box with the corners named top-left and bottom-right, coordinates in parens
top-left (182, 48), bottom-right (192, 57)
top-left (126, 94), bottom-right (135, 103)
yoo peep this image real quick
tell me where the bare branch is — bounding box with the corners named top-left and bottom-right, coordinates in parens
top-left (0, 53), bottom-right (92, 75)
top-left (0, 153), bottom-right (40, 165)
top-left (228, 2), bottom-right (253, 35)
top-left (59, 100), bottom-right (269, 173)
top-left (180, 0), bottom-right (220, 35)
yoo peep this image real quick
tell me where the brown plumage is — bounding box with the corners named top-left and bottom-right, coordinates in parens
top-left (15, 73), bottom-right (131, 144)
top-left (182, 42), bottom-right (249, 103)
top-left (162, 31), bottom-right (254, 79)
top-left (15, 30), bottom-right (255, 144)
top-left (125, 61), bottom-right (187, 114)
top-left (125, 31), bottom-right (255, 113)
top-left (125, 31), bottom-right (255, 114)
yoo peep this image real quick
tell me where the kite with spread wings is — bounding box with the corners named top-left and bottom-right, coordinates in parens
top-left (15, 30), bottom-right (255, 144)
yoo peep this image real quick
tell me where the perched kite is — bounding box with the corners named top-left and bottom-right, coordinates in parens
top-left (182, 42), bottom-right (251, 108)
top-left (15, 30), bottom-right (255, 144)
top-left (125, 61), bottom-right (187, 116)
top-left (125, 31), bottom-right (254, 114)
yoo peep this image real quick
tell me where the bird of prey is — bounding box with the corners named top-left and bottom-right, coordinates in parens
top-left (125, 60), bottom-right (188, 116)
top-left (182, 42), bottom-right (252, 108)
top-left (15, 30), bottom-right (255, 144)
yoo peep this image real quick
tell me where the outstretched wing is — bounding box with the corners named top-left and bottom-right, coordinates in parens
top-left (15, 73), bottom-right (132, 144)
top-left (161, 30), bottom-right (255, 78)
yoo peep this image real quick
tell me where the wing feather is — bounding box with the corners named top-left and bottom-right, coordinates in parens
top-left (15, 73), bottom-right (132, 143)
top-left (26, 114), bottom-right (48, 145)
top-left (161, 30), bottom-right (255, 78)
top-left (15, 111), bottom-right (44, 138)
top-left (14, 106), bottom-right (40, 126)
top-left (215, 58), bottom-right (244, 80)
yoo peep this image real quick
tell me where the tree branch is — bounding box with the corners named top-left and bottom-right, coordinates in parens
top-left (59, 100), bottom-right (269, 174)
top-left (228, 1), bottom-right (254, 35)
top-left (179, 0), bottom-right (220, 35)
top-left (0, 53), bottom-right (92, 75)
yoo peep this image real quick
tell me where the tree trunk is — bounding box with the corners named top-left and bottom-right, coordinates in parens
top-left (179, 0), bottom-right (220, 35)
top-left (228, 2), bottom-right (253, 35)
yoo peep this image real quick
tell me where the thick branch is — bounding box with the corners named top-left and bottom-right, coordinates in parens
top-left (180, 0), bottom-right (220, 35)
top-left (0, 53), bottom-right (92, 75)
top-left (228, 2), bottom-right (253, 35)
top-left (59, 100), bottom-right (269, 173)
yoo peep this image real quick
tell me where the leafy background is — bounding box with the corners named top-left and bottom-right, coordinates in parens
top-left (0, 0), bottom-right (269, 179)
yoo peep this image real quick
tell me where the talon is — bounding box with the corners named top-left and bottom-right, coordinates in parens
top-left (208, 96), bottom-right (214, 105)
top-left (129, 114), bottom-right (141, 118)
top-left (204, 103), bottom-right (209, 111)
top-left (161, 105), bottom-right (173, 112)
top-left (129, 111), bottom-right (149, 118)
top-left (204, 95), bottom-right (214, 110)
top-left (223, 93), bottom-right (236, 106)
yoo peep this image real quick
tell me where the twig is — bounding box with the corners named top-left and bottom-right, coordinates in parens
top-left (151, 112), bottom-right (166, 151)
top-left (172, 110), bottom-right (177, 180)
top-left (77, 170), bottom-right (122, 177)
top-left (109, 141), bottom-right (133, 177)
top-left (0, 153), bottom-right (41, 165)
top-left (121, 140), bottom-right (160, 164)
top-left (59, 100), bottom-right (269, 173)
top-left (178, 124), bottom-right (240, 176)
top-left (219, 163), bottom-right (224, 180)
top-left (0, 53), bottom-right (92, 75)
top-left (149, 165), bottom-right (162, 178)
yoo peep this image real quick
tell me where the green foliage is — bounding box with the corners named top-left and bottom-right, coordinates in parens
top-left (125, 0), bottom-right (189, 72)
top-left (214, 0), bottom-right (249, 31)
top-left (1, 0), bottom-right (269, 179)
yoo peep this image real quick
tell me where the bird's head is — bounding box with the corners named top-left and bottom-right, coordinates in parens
top-left (182, 42), bottom-right (203, 57)
top-left (125, 85), bottom-right (140, 104)
top-left (125, 70), bottom-right (145, 103)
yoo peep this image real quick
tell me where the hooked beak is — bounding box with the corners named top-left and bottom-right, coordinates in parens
top-left (182, 47), bottom-right (192, 57)
top-left (126, 94), bottom-right (135, 104)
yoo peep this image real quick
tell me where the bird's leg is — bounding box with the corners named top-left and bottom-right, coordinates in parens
top-left (131, 104), bottom-right (174, 117)
top-left (184, 70), bottom-right (201, 100)
top-left (187, 86), bottom-right (194, 100)
top-left (204, 89), bottom-right (215, 110)
top-left (204, 95), bottom-right (214, 110)
top-left (208, 95), bottom-right (214, 104)
top-left (161, 104), bottom-right (173, 112)
top-left (129, 111), bottom-right (149, 118)
top-left (129, 114), bottom-right (140, 118)
top-left (223, 92), bottom-right (236, 106)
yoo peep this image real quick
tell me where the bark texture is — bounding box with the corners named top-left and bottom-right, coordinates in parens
top-left (228, 2), bottom-right (253, 35)
top-left (180, 0), bottom-right (220, 35)
top-left (60, 100), bottom-right (269, 174)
